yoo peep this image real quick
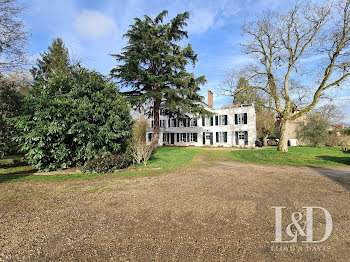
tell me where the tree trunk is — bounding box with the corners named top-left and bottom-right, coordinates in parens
top-left (277, 118), bottom-right (289, 152)
top-left (151, 98), bottom-right (161, 148)
top-left (263, 135), bottom-right (268, 146)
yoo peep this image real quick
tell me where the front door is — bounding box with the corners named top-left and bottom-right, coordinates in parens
top-left (238, 132), bottom-right (245, 146)
top-left (170, 133), bottom-right (175, 144)
top-left (205, 132), bottom-right (213, 145)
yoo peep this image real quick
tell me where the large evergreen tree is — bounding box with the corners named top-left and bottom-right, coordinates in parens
top-left (30, 38), bottom-right (71, 81)
top-left (111, 10), bottom-right (208, 146)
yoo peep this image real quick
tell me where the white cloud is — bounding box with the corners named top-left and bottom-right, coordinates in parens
top-left (187, 8), bottom-right (217, 34)
top-left (74, 10), bottom-right (117, 38)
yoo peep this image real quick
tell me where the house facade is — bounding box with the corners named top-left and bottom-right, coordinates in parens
top-left (145, 91), bottom-right (257, 148)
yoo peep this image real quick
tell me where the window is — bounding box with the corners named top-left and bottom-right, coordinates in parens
top-left (163, 133), bottom-right (169, 142)
top-left (235, 113), bottom-right (247, 125)
top-left (148, 133), bottom-right (153, 142)
top-left (169, 119), bottom-right (177, 127)
top-left (216, 132), bottom-right (227, 143)
top-left (218, 115), bottom-right (227, 125)
top-left (179, 119), bottom-right (184, 127)
top-left (190, 133), bottom-right (198, 142)
top-left (178, 133), bottom-right (197, 142)
top-left (179, 133), bottom-right (186, 142)
top-left (237, 114), bottom-right (244, 124)
top-left (190, 118), bottom-right (197, 127)
top-left (160, 120), bottom-right (166, 128)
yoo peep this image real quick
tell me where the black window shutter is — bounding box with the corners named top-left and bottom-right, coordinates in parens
top-left (210, 133), bottom-right (213, 145)
top-left (203, 132), bottom-right (205, 144)
top-left (184, 118), bottom-right (186, 127)
top-left (202, 118), bottom-right (205, 126)
top-left (235, 132), bottom-right (238, 145)
top-left (245, 131), bottom-right (248, 145)
top-left (210, 117), bottom-right (213, 126)
top-left (168, 119), bottom-right (170, 127)
top-left (235, 114), bottom-right (238, 125)
top-left (224, 132), bottom-right (227, 143)
top-left (177, 133), bottom-right (179, 142)
top-left (244, 113), bottom-right (247, 124)
top-left (224, 115), bottom-right (228, 125)
top-left (215, 116), bottom-right (218, 125)
top-left (216, 132), bottom-right (219, 143)
top-left (194, 133), bottom-right (197, 142)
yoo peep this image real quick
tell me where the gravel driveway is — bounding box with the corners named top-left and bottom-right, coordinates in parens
top-left (1, 156), bottom-right (349, 261)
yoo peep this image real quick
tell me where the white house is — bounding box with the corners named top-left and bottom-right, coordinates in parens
top-left (145, 91), bottom-right (256, 148)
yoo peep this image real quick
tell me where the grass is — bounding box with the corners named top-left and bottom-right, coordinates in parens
top-left (145, 146), bottom-right (203, 169)
top-left (228, 146), bottom-right (350, 166)
top-left (1, 146), bottom-right (349, 183)
top-left (0, 147), bottom-right (203, 183)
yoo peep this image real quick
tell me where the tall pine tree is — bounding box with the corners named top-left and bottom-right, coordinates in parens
top-left (111, 10), bottom-right (208, 146)
top-left (30, 38), bottom-right (71, 81)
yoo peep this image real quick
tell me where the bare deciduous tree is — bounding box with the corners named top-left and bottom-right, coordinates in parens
top-left (0, 0), bottom-right (28, 72)
top-left (236, 0), bottom-right (350, 152)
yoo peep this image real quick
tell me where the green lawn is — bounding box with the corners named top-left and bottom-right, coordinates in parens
top-left (145, 146), bottom-right (203, 169)
top-left (0, 147), bottom-right (203, 183)
top-left (1, 146), bottom-right (349, 183)
top-left (228, 146), bottom-right (350, 166)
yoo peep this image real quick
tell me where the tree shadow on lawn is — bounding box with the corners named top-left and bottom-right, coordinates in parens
top-left (317, 155), bottom-right (350, 165)
top-left (0, 168), bottom-right (37, 183)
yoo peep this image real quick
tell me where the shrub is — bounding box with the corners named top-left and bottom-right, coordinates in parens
top-left (0, 83), bottom-right (24, 157)
top-left (325, 134), bottom-right (350, 147)
top-left (129, 141), bottom-right (154, 166)
top-left (296, 113), bottom-right (330, 146)
top-left (82, 154), bottom-right (132, 173)
top-left (129, 118), bottom-right (154, 166)
top-left (12, 68), bottom-right (133, 171)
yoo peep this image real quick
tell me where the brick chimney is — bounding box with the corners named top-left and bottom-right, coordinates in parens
top-left (208, 90), bottom-right (213, 108)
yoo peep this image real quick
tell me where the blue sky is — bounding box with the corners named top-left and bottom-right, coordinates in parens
top-left (22, 0), bottom-right (350, 123)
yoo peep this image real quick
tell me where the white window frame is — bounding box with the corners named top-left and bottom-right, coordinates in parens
top-left (190, 118), bottom-right (197, 127)
top-left (190, 133), bottom-right (197, 142)
top-left (237, 114), bottom-right (245, 125)
top-left (179, 119), bottom-right (184, 127)
top-left (218, 115), bottom-right (225, 125)
top-left (179, 133), bottom-right (197, 142)
top-left (219, 132), bottom-right (225, 143)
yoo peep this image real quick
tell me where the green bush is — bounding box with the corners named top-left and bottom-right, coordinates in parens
top-left (296, 113), bottom-right (330, 146)
top-left (82, 154), bottom-right (132, 173)
top-left (12, 68), bottom-right (133, 171)
top-left (0, 83), bottom-right (24, 157)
